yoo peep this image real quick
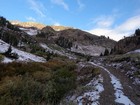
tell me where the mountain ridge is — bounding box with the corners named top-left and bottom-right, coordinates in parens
top-left (10, 20), bottom-right (73, 31)
top-left (1, 16), bottom-right (116, 58)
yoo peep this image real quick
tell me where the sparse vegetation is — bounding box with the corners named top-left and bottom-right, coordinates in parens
top-left (0, 59), bottom-right (77, 105)
top-left (109, 53), bottom-right (140, 62)
top-left (0, 54), bottom-right (4, 62)
top-left (56, 36), bottom-right (73, 49)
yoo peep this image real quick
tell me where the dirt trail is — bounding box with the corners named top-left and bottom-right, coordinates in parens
top-left (90, 62), bottom-right (138, 105)
top-left (68, 61), bottom-right (139, 105)
top-left (98, 66), bottom-right (116, 105)
top-left (104, 65), bottom-right (140, 105)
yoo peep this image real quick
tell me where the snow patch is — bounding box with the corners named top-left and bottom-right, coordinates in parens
top-left (3, 57), bottom-right (13, 63)
top-left (110, 74), bottom-right (135, 105)
top-left (76, 75), bottom-right (104, 105)
top-left (19, 27), bottom-right (38, 36)
top-left (127, 49), bottom-right (140, 54)
top-left (40, 43), bottom-right (77, 59)
top-left (40, 43), bottom-right (53, 52)
top-left (0, 39), bottom-right (46, 62)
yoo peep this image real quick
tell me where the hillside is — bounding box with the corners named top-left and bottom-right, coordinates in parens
top-left (36, 26), bottom-right (116, 56)
top-left (114, 33), bottom-right (140, 54)
top-left (10, 20), bottom-right (116, 56)
top-left (0, 16), bottom-right (115, 61)
top-left (8, 18), bottom-right (117, 57)
top-left (0, 39), bottom-right (45, 62)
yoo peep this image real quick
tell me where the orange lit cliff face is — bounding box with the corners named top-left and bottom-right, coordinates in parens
top-left (10, 21), bottom-right (46, 29)
top-left (10, 21), bottom-right (72, 31)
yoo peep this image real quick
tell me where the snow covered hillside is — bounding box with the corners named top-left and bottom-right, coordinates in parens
top-left (0, 39), bottom-right (46, 62)
top-left (40, 43), bottom-right (77, 59)
top-left (19, 27), bottom-right (38, 36)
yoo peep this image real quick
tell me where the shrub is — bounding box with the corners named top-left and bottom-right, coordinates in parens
top-left (32, 71), bottom-right (51, 82)
top-left (45, 68), bottom-right (76, 105)
top-left (92, 68), bottom-right (100, 76)
top-left (0, 54), bottom-right (4, 62)
top-left (0, 62), bottom-right (48, 78)
top-left (44, 59), bottom-right (66, 71)
top-left (0, 76), bottom-right (45, 105)
top-left (0, 59), bottom-right (77, 105)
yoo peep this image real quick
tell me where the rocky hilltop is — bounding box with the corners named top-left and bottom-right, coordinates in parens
top-left (36, 26), bottom-right (116, 56)
top-left (114, 30), bottom-right (140, 54)
top-left (10, 21), bottom-right (46, 29)
top-left (10, 20), bottom-right (73, 31)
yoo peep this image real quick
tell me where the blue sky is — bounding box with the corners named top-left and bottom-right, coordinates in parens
top-left (0, 0), bottom-right (140, 41)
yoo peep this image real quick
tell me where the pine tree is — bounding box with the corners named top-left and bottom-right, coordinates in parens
top-left (135, 29), bottom-right (140, 36)
top-left (104, 48), bottom-right (109, 56)
top-left (100, 53), bottom-right (103, 56)
top-left (110, 48), bottom-right (114, 55)
top-left (5, 45), bottom-right (12, 55)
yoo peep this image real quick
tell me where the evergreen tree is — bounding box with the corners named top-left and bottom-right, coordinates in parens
top-left (108, 36), bottom-right (110, 39)
top-left (46, 51), bottom-right (52, 61)
top-left (135, 29), bottom-right (140, 36)
top-left (104, 48), bottom-right (109, 56)
top-left (100, 53), bottom-right (103, 56)
top-left (110, 48), bottom-right (114, 55)
top-left (5, 45), bottom-right (12, 55)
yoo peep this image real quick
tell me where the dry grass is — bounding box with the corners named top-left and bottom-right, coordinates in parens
top-left (0, 58), bottom-right (77, 105)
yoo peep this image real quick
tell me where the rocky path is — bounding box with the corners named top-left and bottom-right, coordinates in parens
top-left (92, 63), bottom-right (116, 105)
top-left (67, 61), bottom-right (139, 105)
top-left (104, 65), bottom-right (140, 105)
top-left (90, 62), bottom-right (136, 105)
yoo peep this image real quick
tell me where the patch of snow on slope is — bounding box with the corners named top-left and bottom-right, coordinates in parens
top-left (40, 43), bottom-right (53, 52)
top-left (77, 75), bottom-right (104, 105)
top-left (0, 39), bottom-right (45, 62)
top-left (3, 57), bottom-right (13, 63)
top-left (0, 40), bottom-right (9, 52)
top-left (19, 27), bottom-right (38, 35)
top-left (127, 49), bottom-right (140, 54)
top-left (133, 49), bottom-right (140, 53)
top-left (13, 48), bottom-right (46, 62)
top-left (90, 62), bottom-right (135, 105)
top-left (40, 43), bottom-right (77, 59)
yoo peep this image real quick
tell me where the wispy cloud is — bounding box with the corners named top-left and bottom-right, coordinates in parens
top-left (88, 15), bottom-right (140, 41)
top-left (116, 15), bottom-right (140, 32)
top-left (77, 0), bottom-right (85, 10)
top-left (51, 0), bottom-right (69, 11)
top-left (28, 0), bottom-right (46, 17)
top-left (26, 16), bottom-right (36, 21)
top-left (91, 15), bottom-right (115, 28)
top-left (54, 22), bottom-right (61, 26)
